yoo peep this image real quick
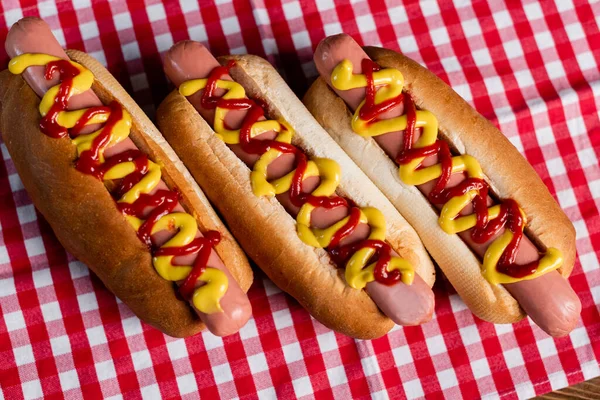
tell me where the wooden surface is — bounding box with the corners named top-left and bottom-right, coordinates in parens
top-left (537, 377), bottom-right (600, 399)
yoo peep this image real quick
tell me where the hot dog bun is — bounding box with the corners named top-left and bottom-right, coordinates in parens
top-left (157, 53), bottom-right (436, 339)
top-left (0, 49), bottom-right (252, 338)
top-left (304, 45), bottom-right (577, 325)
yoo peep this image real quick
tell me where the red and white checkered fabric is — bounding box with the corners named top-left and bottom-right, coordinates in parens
top-left (0, 0), bottom-right (598, 399)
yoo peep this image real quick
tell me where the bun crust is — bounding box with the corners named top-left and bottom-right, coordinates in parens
top-left (157, 54), bottom-right (435, 339)
top-left (303, 47), bottom-right (575, 323)
top-left (0, 50), bottom-right (252, 338)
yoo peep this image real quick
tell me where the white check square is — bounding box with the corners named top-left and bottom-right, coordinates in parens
top-left (283, 1), bottom-right (302, 19)
top-left (326, 365), bottom-right (347, 386)
top-left (565, 23), bottom-right (585, 41)
top-left (462, 19), bottom-right (482, 37)
top-left (0, 276), bottom-right (16, 296)
top-left (51, 335), bottom-right (71, 356)
top-left (176, 373), bottom-right (198, 395)
top-left (536, 337), bottom-right (558, 358)
top-left (114, 12), bottom-right (133, 30)
top-left (404, 379), bottom-right (424, 399)
top-left (578, 148), bottom-right (597, 168)
top-left (14, 344), bottom-right (35, 366)
top-left (292, 376), bottom-right (312, 397)
top-left (577, 51), bottom-right (596, 70)
top-left (248, 352), bottom-right (269, 374)
top-left (504, 348), bottom-right (525, 368)
top-left (86, 325), bottom-right (108, 346)
top-left (5, 310), bottom-right (26, 332)
top-left (132, 349), bottom-right (152, 371)
top-left (78, 292), bottom-right (99, 313)
top-left (426, 334), bottom-right (447, 356)
top-left (167, 339), bottom-right (188, 361)
top-left (324, 23), bottom-right (342, 36)
top-left (188, 25), bottom-right (208, 42)
top-left (95, 360), bottom-right (117, 381)
top-left (579, 252), bottom-right (600, 273)
top-left (122, 42), bottom-right (141, 61)
top-left (503, 40), bottom-right (523, 59)
top-left (32, 268), bottom-right (53, 288)
top-left (253, 8), bottom-right (270, 25)
top-left (212, 363), bottom-right (234, 384)
top-left (546, 60), bottom-right (566, 80)
top-left (282, 342), bottom-right (303, 364)
top-left (155, 33), bottom-right (174, 52)
top-left (59, 369), bottom-right (80, 391)
top-left (141, 384), bottom-right (161, 399)
top-left (534, 31), bottom-right (554, 50)
top-left (472, 48), bottom-right (492, 66)
top-left (441, 56), bottom-right (461, 73)
top-left (356, 14), bottom-right (376, 33)
top-left (535, 126), bottom-right (555, 146)
top-left (388, 7), bottom-right (408, 24)
top-left (437, 368), bottom-right (458, 389)
top-left (570, 327), bottom-right (590, 347)
top-left (22, 380), bottom-right (43, 400)
top-left (430, 26), bottom-right (450, 46)
top-left (546, 157), bottom-right (566, 177)
top-left (493, 10), bottom-right (512, 29)
top-left (221, 16), bottom-right (241, 35)
top-left (459, 325), bottom-right (481, 346)
top-left (361, 355), bottom-right (381, 376)
top-left (523, 3), bottom-right (543, 20)
top-left (392, 345), bottom-right (413, 367)
top-left (147, 3), bottom-right (166, 22)
top-left (239, 318), bottom-right (258, 339)
top-left (273, 309), bottom-right (293, 330)
top-left (292, 31), bottom-right (311, 49)
top-left (471, 358), bottom-right (491, 379)
top-left (41, 301), bottom-right (62, 322)
top-left (80, 21), bottom-right (100, 40)
top-left (557, 188), bottom-right (577, 209)
top-left (24, 237), bottom-right (45, 257)
top-left (17, 205), bottom-right (36, 225)
top-left (421, 0), bottom-right (440, 17)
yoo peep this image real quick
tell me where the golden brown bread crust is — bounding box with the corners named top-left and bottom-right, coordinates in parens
top-left (156, 54), bottom-right (436, 339)
top-left (303, 46), bottom-right (576, 324)
top-left (0, 50), bottom-right (252, 338)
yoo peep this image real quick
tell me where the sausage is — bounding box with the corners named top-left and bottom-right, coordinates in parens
top-left (313, 34), bottom-right (581, 336)
top-left (6, 17), bottom-right (251, 337)
top-left (163, 40), bottom-right (434, 326)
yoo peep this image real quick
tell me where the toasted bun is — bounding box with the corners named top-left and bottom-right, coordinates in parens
top-left (304, 47), bottom-right (576, 324)
top-left (157, 54), bottom-right (435, 339)
top-left (0, 50), bottom-right (252, 338)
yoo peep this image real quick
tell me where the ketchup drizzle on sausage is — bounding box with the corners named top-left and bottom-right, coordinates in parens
top-left (202, 62), bottom-right (401, 285)
top-left (361, 59), bottom-right (538, 278)
top-left (157, 231), bottom-right (222, 299)
top-left (39, 59), bottom-right (221, 300)
top-left (40, 60), bottom-right (80, 138)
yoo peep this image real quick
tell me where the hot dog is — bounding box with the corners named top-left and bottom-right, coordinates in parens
top-left (1, 18), bottom-right (253, 337)
top-left (156, 40), bottom-right (436, 339)
top-left (304, 34), bottom-right (581, 337)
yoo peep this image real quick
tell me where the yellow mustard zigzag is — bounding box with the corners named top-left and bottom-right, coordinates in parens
top-left (180, 77), bottom-right (414, 289)
top-left (330, 59), bottom-right (562, 284)
top-left (10, 53), bottom-right (227, 313)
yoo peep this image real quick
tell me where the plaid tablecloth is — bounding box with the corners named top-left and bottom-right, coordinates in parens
top-left (0, 1), bottom-right (599, 399)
